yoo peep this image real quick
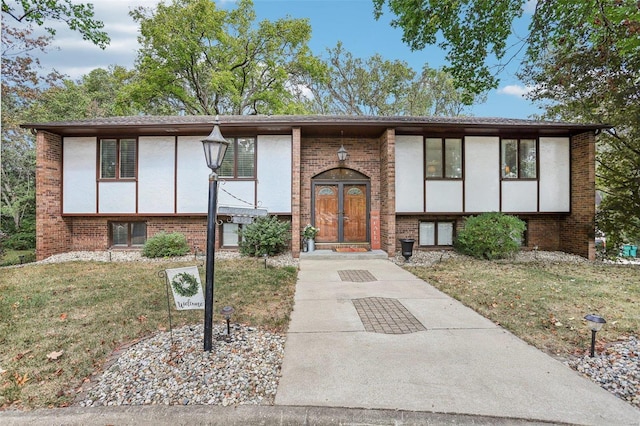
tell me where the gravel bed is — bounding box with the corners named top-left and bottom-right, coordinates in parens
top-left (566, 336), bottom-right (640, 408)
top-left (37, 250), bottom-right (299, 268)
top-left (78, 324), bottom-right (284, 407)
top-left (392, 249), bottom-right (591, 267)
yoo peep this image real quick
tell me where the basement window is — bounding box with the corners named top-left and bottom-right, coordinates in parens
top-left (110, 222), bottom-right (147, 247)
top-left (419, 221), bottom-right (454, 246)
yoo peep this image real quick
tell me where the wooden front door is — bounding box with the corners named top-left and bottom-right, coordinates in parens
top-left (314, 182), bottom-right (368, 243)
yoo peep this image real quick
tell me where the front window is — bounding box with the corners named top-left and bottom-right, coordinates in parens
top-left (501, 138), bottom-right (537, 179)
top-left (419, 221), bottom-right (454, 246)
top-left (425, 138), bottom-right (462, 179)
top-left (100, 138), bottom-right (137, 179)
top-left (111, 222), bottom-right (146, 247)
top-left (220, 137), bottom-right (255, 178)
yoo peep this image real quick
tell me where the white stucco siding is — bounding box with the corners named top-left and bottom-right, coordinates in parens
top-left (138, 137), bottom-right (176, 213)
top-left (176, 136), bottom-right (209, 213)
top-left (63, 137), bottom-right (97, 213)
top-left (395, 135), bottom-right (424, 212)
top-left (98, 182), bottom-right (136, 213)
top-left (502, 181), bottom-right (538, 212)
top-left (426, 181), bottom-right (463, 212)
top-left (218, 181), bottom-right (256, 209)
top-left (539, 137), bottom-right (570, 212)
top-left (464, 136), bottom-right (500, 212)
top-left (256, 135), bottom-right (291, 212)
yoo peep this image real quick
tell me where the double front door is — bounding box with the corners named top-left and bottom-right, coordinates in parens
top-left (313, 183), bottom-right (368, 243)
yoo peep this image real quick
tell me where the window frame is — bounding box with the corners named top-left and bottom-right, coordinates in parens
top-left (424, 137), bottom-right (463, 180)
top-left (418, 220), bottom-right (455, 247)
top-left (109, 221), bottom-right (147, 248)
top-left (99, 137), bottom-right (138, 180)
top-left (219, 137), bottom-right (256, 180)
top-left (500, 138), bottom-right (538, 180)
top-left (220, 222), bottom-right (243, 248)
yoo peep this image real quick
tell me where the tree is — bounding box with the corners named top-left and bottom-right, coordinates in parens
top-left (2, 0), bottom-right (109, 48)
top-left (302, 42), bottom-right (471, 116)
top-left (29, 66), bottom-right (141, 121)
top-left (372, 0), bottom-right (525, 100)
top-left (1, 0), bottom-right (110, 242)
top-left (518, 1), bottom-right (640, 250)
top-left (129, 0), bottom-right (324, 115)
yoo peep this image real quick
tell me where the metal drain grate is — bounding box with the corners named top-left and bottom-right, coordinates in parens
top-left (338, 270), bottom-right (377, 282)
top-left (352, 297), bottom-right (426, 334)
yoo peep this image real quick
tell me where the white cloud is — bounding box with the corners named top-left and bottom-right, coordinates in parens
top-left (497, 84), bottom-right (532, 97)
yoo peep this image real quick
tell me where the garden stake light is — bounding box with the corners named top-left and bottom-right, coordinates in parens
top-left (584, 314), bottom-right (606, 357)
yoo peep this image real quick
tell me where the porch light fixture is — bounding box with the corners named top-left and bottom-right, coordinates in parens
top-left (201, 116), bottom-right (230, 352)
top-left (221, 305), bottom-right (235, 340)
top-left (338, 131), bottom-right (348, 161)
top-left (584, 314), bottom-right (606, 357)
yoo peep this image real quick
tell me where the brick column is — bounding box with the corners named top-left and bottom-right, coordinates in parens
top-left (291, 128), bottom-right (301, 257)
top-left (35, 131), bottom-right (71, 260)
top-left (379, 128), bottom-right (396, 257)
top-left (561, 131), bottom-right (596, 260)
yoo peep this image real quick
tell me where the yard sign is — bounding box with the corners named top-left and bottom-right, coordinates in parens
top-left (165, 266), bottom-right (204, 310)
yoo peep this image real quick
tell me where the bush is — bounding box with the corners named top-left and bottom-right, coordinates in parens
top-left (239, 215), bottom-right (291, 257)
top-left (142, 232), bottom-right (190, 258)
top-left (454, 212), bottom-right (526, 260)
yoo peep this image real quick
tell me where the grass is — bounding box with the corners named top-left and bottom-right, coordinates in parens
top-left (405, 257), bottom-right (640, 356)
top-left (0, 258), bottom-right (297, 409)
top-left (0, 250), bottom-right (36, 267)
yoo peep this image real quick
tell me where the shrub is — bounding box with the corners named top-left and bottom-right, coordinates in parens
top-left (142, 232), bottom-right (190, 258)
top-left (454, 212), bottom-right (526, 260)
top-left (239, 215), bottom-right (291, 257)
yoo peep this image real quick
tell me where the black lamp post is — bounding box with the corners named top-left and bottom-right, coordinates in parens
top-left (201, 116), bottom-right (229, 352)
top-left (584, 314), bottom-right (606, 357)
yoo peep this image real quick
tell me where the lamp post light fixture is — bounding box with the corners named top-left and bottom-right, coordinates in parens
top-left (337, 131), bottom-right (348, 162)
top-left (221, 305), bottom-right (235, 339)
top-left (201, 116), bottom-right (229, 352)
top-left (584, 314), bottom-right (606, 357)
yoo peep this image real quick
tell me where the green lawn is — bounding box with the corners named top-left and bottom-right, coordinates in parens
top-left (405, 257), bottom-right (639, 356)
top-left (0, 259), bottom-right (297, 409)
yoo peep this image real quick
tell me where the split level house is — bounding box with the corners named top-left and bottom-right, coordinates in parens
top-left (22, 115), bottom-right (604, 261)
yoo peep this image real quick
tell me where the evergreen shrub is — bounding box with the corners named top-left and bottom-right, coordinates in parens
top-left (454, 212), bottom-right (526, 260)
top-left (142, 232), bottom-right (190, 258)
top-left (239, 215), bottom-right (290, 257)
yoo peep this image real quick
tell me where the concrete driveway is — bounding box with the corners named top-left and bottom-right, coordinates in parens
top-left (275, 257), bottom-right (640, 425)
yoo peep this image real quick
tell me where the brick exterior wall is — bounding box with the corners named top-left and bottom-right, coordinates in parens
top-left (298, 133), bottom-right (383, 250)
top-left (561, 131), bottom-right (596, 260)
top-left (379, 129), bottom-right (396, 256)
top-left (35, 131), bottom-right (71, 260)
top-left (291, 128), bottom-right (301, 257)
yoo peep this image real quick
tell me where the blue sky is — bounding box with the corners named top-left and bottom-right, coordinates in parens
top-left (30, 0), bottom-right (541, 118)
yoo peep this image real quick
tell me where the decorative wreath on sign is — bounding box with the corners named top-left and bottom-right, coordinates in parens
top-left (171, 272), bottom-right (200, 297)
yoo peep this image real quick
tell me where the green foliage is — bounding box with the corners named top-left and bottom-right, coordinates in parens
top-left (142, 232), bottom-right (190, 258)
top-left (129, 0), bottom-right (323, 115)
top-left (373, 0), bottom-right (525, 100)
top-left (2, 0), bottom-right (110, 48)
top-left (454, 212), bottom-right (526, 260)
top-left (303, 42), bottom-right (474, 115)
top-left (239, 216), bottom-right (291, 257)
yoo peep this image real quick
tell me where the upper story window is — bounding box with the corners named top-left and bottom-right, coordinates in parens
top-left (100, 138), bottom-right (137, 179)
top-left (425, 138), bottom-right (462, 179)
top-left (220, 137), bottom-right (256, 179)
top-left (501, 138), bottom-right (537, 179)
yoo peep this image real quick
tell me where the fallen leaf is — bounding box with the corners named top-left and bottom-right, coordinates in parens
top-left (137, 315), bottom-right (147, 323)
top-left (60, 313), bottom-right (67, 321)
top-left (14, 350), bottom-right (31, 361)
top-left (14, 372), bottom-right (29, 386)
top-left (46, 350), bottom-right (64, 361)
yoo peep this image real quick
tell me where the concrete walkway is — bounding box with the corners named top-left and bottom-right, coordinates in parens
top-left (275, 256), bottom-right (640, 425)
